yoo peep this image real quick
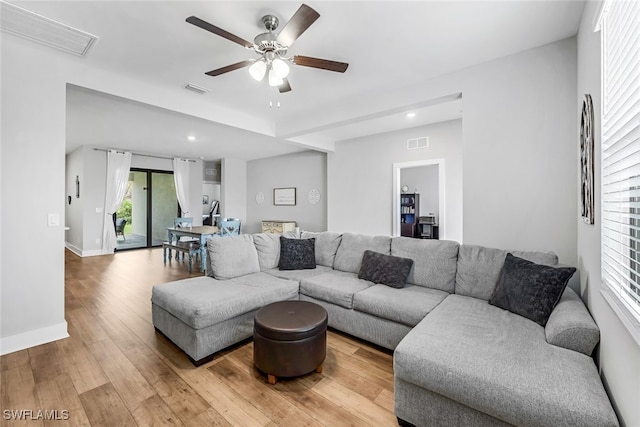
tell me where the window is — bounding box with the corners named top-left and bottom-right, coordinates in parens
top-left (600, 0), bottom-right (640, 324)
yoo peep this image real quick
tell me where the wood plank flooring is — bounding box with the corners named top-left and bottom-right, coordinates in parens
top-left (1, 249), bottom-right (397, 426)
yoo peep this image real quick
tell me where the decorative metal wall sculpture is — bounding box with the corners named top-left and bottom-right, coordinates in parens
top-left (581, 94), bottom-right (595, 224)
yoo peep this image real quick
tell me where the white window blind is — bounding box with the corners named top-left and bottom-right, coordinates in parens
top-left (601, 0), bottom-right (640, 320)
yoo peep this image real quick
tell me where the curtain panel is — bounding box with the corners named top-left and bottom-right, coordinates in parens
top-left (173, 158), bottom-right (192, 218)
top-left (102, 150), bottom-right (132, 253)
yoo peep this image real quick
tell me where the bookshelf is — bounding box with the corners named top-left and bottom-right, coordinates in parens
top-left (400, 193), bottom-right (420, 238)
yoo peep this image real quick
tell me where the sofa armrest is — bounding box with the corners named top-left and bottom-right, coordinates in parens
top-left (545, 287), bottom-right (599, 356)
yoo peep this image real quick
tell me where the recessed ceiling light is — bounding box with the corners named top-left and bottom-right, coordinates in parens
top-left (187, 135), bottom-right (196, 141)
top-left (406, 112), bottom-right (416, 119)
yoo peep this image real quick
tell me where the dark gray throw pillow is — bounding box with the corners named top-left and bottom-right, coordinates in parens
top-left (489, 253), bottom-right (576, 326)
top-left (279, 237), bottom-right (316, 270)
top-left (358, 250), bottom-right (414, 289)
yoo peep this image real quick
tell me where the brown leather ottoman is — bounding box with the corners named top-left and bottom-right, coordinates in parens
top-left (253, 300), bottom-right (328, 384)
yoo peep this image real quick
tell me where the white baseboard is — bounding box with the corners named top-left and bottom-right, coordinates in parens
top-left (83, 249), bottom-right (106, 257)
top-left (65, 242), bottom-right (82, 256)
top-left (0, 321), bottom-right (69, 356)
top-left (65, 242), bottom-right (106, 257)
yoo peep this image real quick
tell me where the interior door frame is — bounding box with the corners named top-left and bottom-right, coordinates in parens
top-left (392, 159), bottom-right (446, 239)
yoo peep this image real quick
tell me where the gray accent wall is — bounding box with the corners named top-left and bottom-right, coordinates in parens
top-left (329, 119), bottom-right (463, 242)
top-left (329, 38), bottom-right (577, 265)
top-left (246, 151), bottom-right (327, 234)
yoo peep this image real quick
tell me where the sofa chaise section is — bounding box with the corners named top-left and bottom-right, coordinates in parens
top-left (152, 235), bottom-right (300, 364)
top-left (394, 293), bottom-right (618, 427)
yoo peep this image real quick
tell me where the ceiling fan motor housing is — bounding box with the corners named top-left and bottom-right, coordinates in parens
top-left (254, 15), bottom-right (287, 55)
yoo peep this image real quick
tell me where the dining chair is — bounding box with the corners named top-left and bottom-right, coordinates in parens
top-left (115, 218), bottom-right (127, 241)
top-left (171, 217), bottom-right (198, 261)
top-left (219, 219), bottom-right (241, 236)
top-left (174, 217), bottom-right (193, 229)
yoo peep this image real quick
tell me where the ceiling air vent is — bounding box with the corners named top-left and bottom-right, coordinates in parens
top-left (184, 82), bottom-right (210, 94)
top-left (0, 1), bottom-right (99, 56)
top-left (407, 137), bottom-right (429, 150)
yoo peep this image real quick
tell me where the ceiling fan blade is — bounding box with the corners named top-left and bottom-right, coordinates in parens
top-left (279, 78), bottom-right (292, 93)
top-left (276, 4), bottom-right (320, 47)
top-left (205, 60), bottom-right (254, 76)
top-left (293, 55), bottom-right (349, 73)
top-left (186, 16), bottom-right (253, 49)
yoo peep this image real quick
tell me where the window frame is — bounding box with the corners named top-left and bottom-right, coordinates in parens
top-left (597, 0), bottom-right (640, 346)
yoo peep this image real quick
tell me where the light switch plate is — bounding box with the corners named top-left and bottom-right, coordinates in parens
top-left (47, 213), bottom-right (60, 227)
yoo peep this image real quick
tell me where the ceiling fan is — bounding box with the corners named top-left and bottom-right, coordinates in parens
top-left (186, 4), bottom-right (349, 93)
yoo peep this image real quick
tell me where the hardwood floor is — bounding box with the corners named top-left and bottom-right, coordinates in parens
top-left (1, 249), bottom-right (398, 426)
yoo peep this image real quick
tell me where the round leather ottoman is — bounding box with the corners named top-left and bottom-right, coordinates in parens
top-left (253, 300), bottom-right (328, 384)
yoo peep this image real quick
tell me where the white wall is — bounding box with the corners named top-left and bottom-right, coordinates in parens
top-left (82, 147), bottom-right (108, 254)
top-left (462, 39), bottom-right (578, 264)
top-left (328, 38), bottom-right (577, 264)
top-left (65, 148), bottom-right (84, 254)
top-left (401, 165), bottom-right (440, 219)
top-left (202, 183), bottom-right (221, 215)
top-left (1, 39), bottom-right (69, 354)
top-left (328, 119), bottom-right (463, 242)
top-left (246, 151), bottom-right (327, 234)
top-left (220, 158), bottom-right (247, 223)
top-left (576, 3), bottom-right (639, 425)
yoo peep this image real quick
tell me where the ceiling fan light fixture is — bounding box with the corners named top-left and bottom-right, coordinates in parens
top-left (249, 60), bottom-right (267, 81)
top-left (268, 69), bottom-right (283, 87)
top-left (271, 58), bottom-right (290, 78)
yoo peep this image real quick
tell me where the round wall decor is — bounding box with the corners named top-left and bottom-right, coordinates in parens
top-left (308, 189), bottom-right (321, 205)
top-left (255, 191), bottom-right (265, 205)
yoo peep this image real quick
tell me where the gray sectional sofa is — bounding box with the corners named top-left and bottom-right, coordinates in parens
top-left (151, 231), bottom-right (619, 427)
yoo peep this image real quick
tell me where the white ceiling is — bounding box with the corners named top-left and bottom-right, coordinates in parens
top-left (10, 1), bottom-right (585, 160)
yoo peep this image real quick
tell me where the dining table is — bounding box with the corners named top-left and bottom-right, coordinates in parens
top-left (167, 225), bottom-right (220, 272)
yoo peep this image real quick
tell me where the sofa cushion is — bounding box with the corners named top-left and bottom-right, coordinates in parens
top-left (455, 244), bottom-right (558, 300)
top-left (358, 250), bottom-right (413, 288)
top-left (545, 287), bottom-right (600, 355)
top-left (279, 237), bottom-right (316, 270)
top-left (394, 294), bottom-right (618, 427)
top-left (253, 233), bottom-right (281, 270)
top-left (391, 237), bottom-right (459, 292)
top-left (300, 270), bottom-right (371, 309)
top-left (207, 234), bottom-right (260, 280)
top-left (301, 231), bottom-right (342, 267)
top-left (489, 254), bottom-right (576, 326)
top-left (353, 284), bottom-right (448, 326)
top-left (151, 274), bottom-right (298, 329)
top-left (333, 233), bottom-right (391, 274)
top-left (266, 265), bottom-right (333, 281)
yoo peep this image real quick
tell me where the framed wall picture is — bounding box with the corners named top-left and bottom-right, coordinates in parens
top-left (580, 94), bottom-right (595, 225)
top-left (274, 187), bottom-right (296, 206)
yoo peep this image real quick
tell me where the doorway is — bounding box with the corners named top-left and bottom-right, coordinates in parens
top-left (392, 159), bottom-right (446, 239)
top-left (115, 169), bottom-right (178, 250)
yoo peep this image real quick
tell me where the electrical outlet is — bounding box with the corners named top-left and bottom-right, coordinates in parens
top-left (95, 238), bottom-right (100, 244)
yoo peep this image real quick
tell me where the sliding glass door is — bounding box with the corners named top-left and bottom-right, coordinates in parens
top-left (115, 169), bottom-right (178, 250)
